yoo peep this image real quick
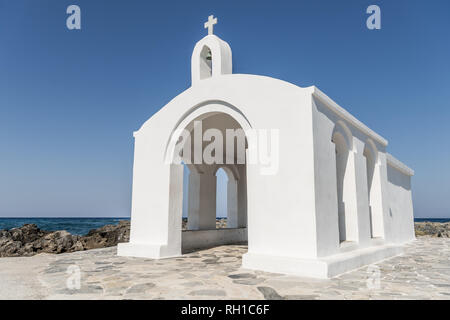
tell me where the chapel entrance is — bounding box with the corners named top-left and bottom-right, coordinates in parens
top-left (174, 111), bottom-right (248, 253)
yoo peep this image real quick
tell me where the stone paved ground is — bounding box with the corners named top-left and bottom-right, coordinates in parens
top-left (0, 237), bottom-right (449, 300)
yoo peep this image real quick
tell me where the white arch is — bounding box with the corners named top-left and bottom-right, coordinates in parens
top-left (213, 164), bottom-right (240, 181)
top-left (164, 102), bottom-right (253, 165)
top-left (332, 120), bottom-right (353, 151)
top-left (214, 166), bottom-right (239, 228)
top-left (364, 138), bottom-right (378, 163)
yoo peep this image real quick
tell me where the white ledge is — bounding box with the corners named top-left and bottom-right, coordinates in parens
top-left (386, 153), bottom-right (414, 176)
top-left (310, 86), bottom-right (388, 147)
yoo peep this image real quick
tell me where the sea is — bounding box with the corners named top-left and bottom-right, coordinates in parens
top-left (414, 218), bottom-right (450, 223)
top-left (0, 217), bottom-right (447, 236)
top-left (0, 218), bottom-right (130, 235)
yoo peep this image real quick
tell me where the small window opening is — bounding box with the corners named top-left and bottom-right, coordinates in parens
top-left (200, 46), bottom-right (212, 79)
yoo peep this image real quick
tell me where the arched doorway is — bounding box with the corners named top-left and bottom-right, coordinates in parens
top-left (215, 167), bottom-right (228, 228)
top-left (167, 108), bottom-right (249, 252)
top-left (214, 165), bottom-right (242, 229)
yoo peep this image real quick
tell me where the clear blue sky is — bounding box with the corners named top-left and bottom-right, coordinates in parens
top-left (0, 0), bottom-right (449, 218)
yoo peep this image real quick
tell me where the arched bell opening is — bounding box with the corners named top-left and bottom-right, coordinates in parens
top-left (199, 45), bottom-right (212, 80)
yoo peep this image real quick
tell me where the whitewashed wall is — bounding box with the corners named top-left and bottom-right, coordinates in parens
top-left (386, 154), bottom-right (415, 243)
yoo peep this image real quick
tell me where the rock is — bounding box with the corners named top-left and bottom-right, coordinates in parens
top-left (10, 228), bottom-right (23, 242)
top-left (41, 230), bottom-right (77, 253)
top-left (415, 222), bottom-right (450, 238)
top-left (22, 242), bottom-right (35, 256)
top-left (80, 220), bottom-right (130, 250)
top-left (71, 240), bottom-right (84, 251)
top-left (182, 218), bottom-right (227, 230)
top-left (0, 240), bottom-right (22, 257)
top-left (0, 221), bottom-right (131, 257)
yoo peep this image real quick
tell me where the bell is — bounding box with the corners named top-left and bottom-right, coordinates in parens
top-left (206, 50), bottom-right (212, 61)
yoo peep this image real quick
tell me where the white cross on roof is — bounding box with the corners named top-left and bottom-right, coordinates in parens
top-left (204, 15), bottom-right (218, 35)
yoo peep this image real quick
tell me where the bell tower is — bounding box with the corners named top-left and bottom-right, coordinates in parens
top-left (191, 15), bottom-right (232, 86)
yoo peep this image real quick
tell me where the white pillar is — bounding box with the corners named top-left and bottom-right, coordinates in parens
top-left (187, 171), bottom-right (217, 230)
top-left (117, 160), bottom-right (183, 259)
top-left (187, 171), bottom-right (200, 230)
top-left (236, 164), bottom-right (247, 228)
top-left (370, 153), bottom-right (390, 240)
top-left (370, 163), bottom-right (385, 238)
top-left (351, 144), bottom-right (372, 246)
top-left (226, 178), bottom-right (238, 228)
top-left (166, 164), bottom-right (184, 252)
top-left (341, 149), bottom-right (360, 242)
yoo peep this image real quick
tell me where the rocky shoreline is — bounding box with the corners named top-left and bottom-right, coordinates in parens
top-left (0, 221), bottom-right (130, 257)
top-left (414, 221), bottom-right (450, 238)
top-left (0, 220), bottom-right (447, 257)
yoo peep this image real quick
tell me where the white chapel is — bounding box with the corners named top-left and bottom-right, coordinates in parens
top-left (118, 16), bottom-right (415, 278)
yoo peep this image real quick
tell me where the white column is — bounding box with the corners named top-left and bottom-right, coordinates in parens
top-left (237, 164), bottom-right (247, 228)
top-left (226, 178), bottom-right (238, 228)
top-left (187, 171), bottom-right (201, 230)
top-left (118, 159), bottom-right (183, 258)
top-left (187, 171), bottom-right (216, 230)
top-left (351, 144), bottom-right (372, 246)
top-left (370, 153), bottom-right (390, 240)
top-left (341, 149), bottom-right (360, 242)
top-left (166, 164), bottom-right (184, 253)
top-left (370, 164), bottom-right (385, 237)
